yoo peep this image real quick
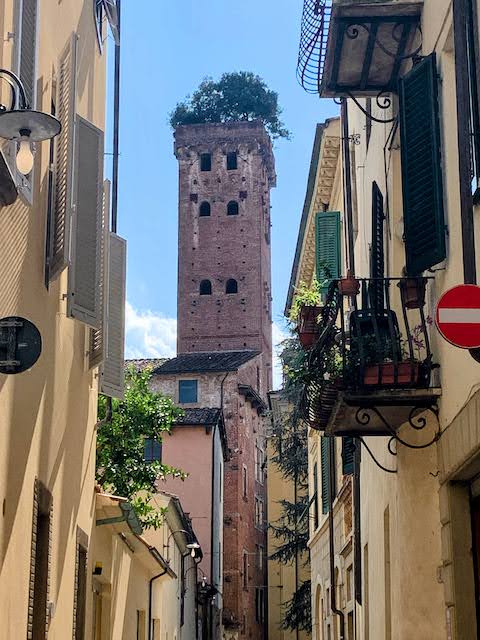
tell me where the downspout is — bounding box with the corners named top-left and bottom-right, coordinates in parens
top-left (294, 469), bottom-right (299, 640)
top-left (210, 417), bottom-right (218, 640)
top-left (341, 99), bottom-right (356, 277)
top-left (149, 567), bottom-right (168, 640)
top-left (328, 437), bottom-right (345, 640)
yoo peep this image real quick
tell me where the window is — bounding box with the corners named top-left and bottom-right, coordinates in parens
top-left (321, 437), bottom-right (336, 514)
top-left (464, 0), bottom-right (480, 197)
top-left (144, 438), bottom-right (162, 463)
top-left (137, 610), bottom-right (146, 640)
top-left (29, 481), bottom-right (52, 640)
top-left (200, 153), bottom-right (211, 171)
top-left (255, 588), bottom-right (265, 624)
top-left (316, 212), bottom-right (341, 293)
top-left (74, 529), bottom-right (88, 640)
top-left (256, 545), bottom-right (264, 569)
top-left (227, 200), bottom-right (239, 216)
top-left (199, 201), bottom-right (211, 217)
top-left (243, 551), bottom-right (249, 589)
top-left (179, 379), bottom-right (198, 403)
top-left (227, 151), bottom-right (238, 170)
top-left (255, 496), bottom-right (264, 528)
top-left (313, 462), bottom-right (319, 529)
top-left (255, 443), bottom-right (264, 484)
top-left (199, 279), bottom-right (212, 295)
top-left (365, 98), bottom-right (372, 148)
top-left (342, 437), bottom-right (355, 476)
top-left (226, 279), bottom-right (238, 294)
top-left (242, 465), bottom-right (248, 498)
top-left (370, 182), bottom-right (385, 309)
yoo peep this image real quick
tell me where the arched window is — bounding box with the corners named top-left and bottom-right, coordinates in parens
top-left (199, 201), bottom-right (211, 217)
top-left (226, 279), bottom-right (238, 294)
top-left (227, 201), bottom-right (239, 216)
top-left (200, 280), bottom-right (212, 295)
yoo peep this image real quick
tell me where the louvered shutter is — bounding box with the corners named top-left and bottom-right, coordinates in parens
top-left (399, 54), bottom-right (446, 275)
top-left (321, 437), bottom-right (330, 514)
top-left (17, 0), bottom-right (38, 108)
top-left (100, 233), bottom-right (126, 399)
top-left (370, 182), bottom-right (385, 309)
top-left (49, 35), bottom-right (77, 280)
top-left (313, 463), bottom-right (319, 528)
top-left (89, 180), bottom-right (110, 368)
top-left (342, 437), bottom-right (355, 475)
top-left (67, 116), bottom-right (104, 327)
top-left (315, 212), bottom-right (341, 293)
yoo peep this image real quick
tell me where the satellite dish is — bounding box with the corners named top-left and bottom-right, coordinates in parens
top-left (0, 316), bottom-right (42, 374)
top-left (104, 0), bottom-right (120, 45)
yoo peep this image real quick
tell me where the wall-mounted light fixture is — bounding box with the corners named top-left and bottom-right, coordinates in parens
top-left (163, 528), bottom-right (201, 562)
top-left (0, 69), bottom-right (61, 175)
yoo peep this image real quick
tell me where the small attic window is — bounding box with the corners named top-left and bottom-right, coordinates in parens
top-left (227, 152), bottom-right (238, 170)
top-left (200, 153), bottom-right (212, 171)
top-left (200, 280), bottom-right (212, 295)
top-left (199, 201), bottom-right (211, 217)
top-left (226, 279), bottom-right (238, 294)
top-left (227, 201), bottom-right (239, 216)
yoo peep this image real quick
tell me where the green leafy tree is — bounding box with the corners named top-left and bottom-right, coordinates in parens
top-left (269, 333), bottom-right (312, 633)
top-left (170, 72), bottom-right (290, 139)
top-left (96, 366), bottom-right (186, 529)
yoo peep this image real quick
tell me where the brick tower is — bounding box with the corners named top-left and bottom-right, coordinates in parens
top-left (175, 121), bottom-right (275, 392)
top-left (174, 121), bottom-right (276, 640)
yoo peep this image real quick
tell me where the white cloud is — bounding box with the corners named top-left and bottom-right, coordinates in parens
top-left (272, 321), bottom-right (289, 391)
top-left (125, 301), bottom-right (177, 359)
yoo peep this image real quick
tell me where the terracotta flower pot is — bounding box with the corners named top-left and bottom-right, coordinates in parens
top-left (363, 361), bottom-right (420, 387)
top-left (338, 273), bottom-right (360, 297)
top-left (398, 278), bottom-right (427, 310)
top-left (297, 305), bottom-right (322, 349)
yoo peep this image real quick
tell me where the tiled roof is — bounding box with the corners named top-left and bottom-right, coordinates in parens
top-left (125, 358), bottom-right (169, 372)
top-left (153, 350), bottom-right (259, 375)
top-left (175, 408), bottom-right (222, 426)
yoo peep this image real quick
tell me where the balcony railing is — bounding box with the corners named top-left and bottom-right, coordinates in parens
top-left (300, 277), bottom-right (440, 435)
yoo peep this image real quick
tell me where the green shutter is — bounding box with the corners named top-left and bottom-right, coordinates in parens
top-left (371, 182), bottom-right (385, 309)
top-left (313, 463), bottom-right (319, 528)
top-left (316, 212), bottom-right (341, 292)
top-left (342, 437), bottom-right (355, 475)
top-left (321, 437), bottom-right (330, 514)
top-left (399, 53), bottom-right (446, 275)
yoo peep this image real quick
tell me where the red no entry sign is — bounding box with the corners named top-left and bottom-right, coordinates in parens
top-left (436, 284), bottom-right (480, 349)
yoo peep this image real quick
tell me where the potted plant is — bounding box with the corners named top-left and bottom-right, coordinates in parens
top-left (338, 270), bottom-right (360, 297)
top-left (290, 280), bottom-right (322, 349)
top-left (398, 277), bottom-right (427, 310)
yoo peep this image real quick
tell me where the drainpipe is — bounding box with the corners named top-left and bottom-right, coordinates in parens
top-left (149, 567), bottom-right (168, 640)
top-left (328, 437), bottom-right (345, 639)
top-left (341, 99), bottom-right (356, 277)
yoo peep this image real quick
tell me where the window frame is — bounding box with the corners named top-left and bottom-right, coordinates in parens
top-left (178, 379), bottom-right (198, 404)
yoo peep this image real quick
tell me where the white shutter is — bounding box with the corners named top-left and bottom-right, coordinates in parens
top-left (100, 233), bottom-right (126, 399)
top-left (89, 180), bottom-right (110, 369)
top-left (67, 116), bottom-right (104, 328)
top-left (49, 34), bottom-right (77, 280)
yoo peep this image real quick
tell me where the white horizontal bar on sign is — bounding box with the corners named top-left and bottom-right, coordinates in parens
top-left (438, 308), bottom-right (480, 323)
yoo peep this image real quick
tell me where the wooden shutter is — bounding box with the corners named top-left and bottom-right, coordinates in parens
top-left (315, 212), bottom-right (341, 293)
top-left (100, 233), bottom-right (126, 399)
top-left (49, 34), bottom-right (77, 280)
top-left (321, 437), bottom-right (330, 514)
top-left (17, 0), bottom-right (38, 108)
top-left (370, 182), bottom-right (385, 308)
top-left (399, 54), bottom-right (446, 275)
top-left (313, 462), bottom-right (319, 528)
top-left (67, 116), bottom-right (104, 328)
top-left (342, 437), bottom-right (355, 475)
top-left (89, 180), bottom-right (110, 369)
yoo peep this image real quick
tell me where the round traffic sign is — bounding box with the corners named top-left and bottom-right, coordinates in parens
top-left (436, 285), bottom-right (480, 349)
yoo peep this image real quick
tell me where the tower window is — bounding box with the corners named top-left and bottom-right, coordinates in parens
top-left (227, 201), bottom-right (239, 216)
top-left (200, 280), bottom-right (212, 295)
top-left (199, 201), bottom-right (211, 217)
top-left (226, 279), bottom-right (238, 294)
top-left (227, 152), bottom-right (238, 170)
top-left (144, 438), bottom-right (162, 463)
top-left (200, 153), bottom-right (211, 171)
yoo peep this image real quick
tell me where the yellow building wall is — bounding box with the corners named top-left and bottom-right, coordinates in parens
top-left (0, 1), bottom-right (106, 637)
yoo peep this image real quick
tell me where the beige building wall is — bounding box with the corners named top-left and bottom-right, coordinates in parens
top-left (0, 1), bottom-right (107, 638)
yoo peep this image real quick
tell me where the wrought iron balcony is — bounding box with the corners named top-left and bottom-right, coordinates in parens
top-left (297, 0), bottom-right (423, 98)
top-left (300, 277), bottom-right (441, 437)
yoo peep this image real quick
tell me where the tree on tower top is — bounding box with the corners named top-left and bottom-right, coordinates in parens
top-left (170, 72), bottom-right (290, 140)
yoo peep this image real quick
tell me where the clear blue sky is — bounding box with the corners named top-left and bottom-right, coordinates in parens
top-left (108, 1), bottom-right (338, 361)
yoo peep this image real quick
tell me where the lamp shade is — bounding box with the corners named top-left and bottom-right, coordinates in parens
top-left (0, 109), bottom-right (61, 142)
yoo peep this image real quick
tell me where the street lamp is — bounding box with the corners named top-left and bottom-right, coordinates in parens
top-left (163, 529), bottom-right (201, 563)
top-left (0, 69), bottom-right (61, 175)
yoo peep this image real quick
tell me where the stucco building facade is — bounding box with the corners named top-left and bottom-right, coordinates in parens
top-left (290, 0), bottom-right (480, 638)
